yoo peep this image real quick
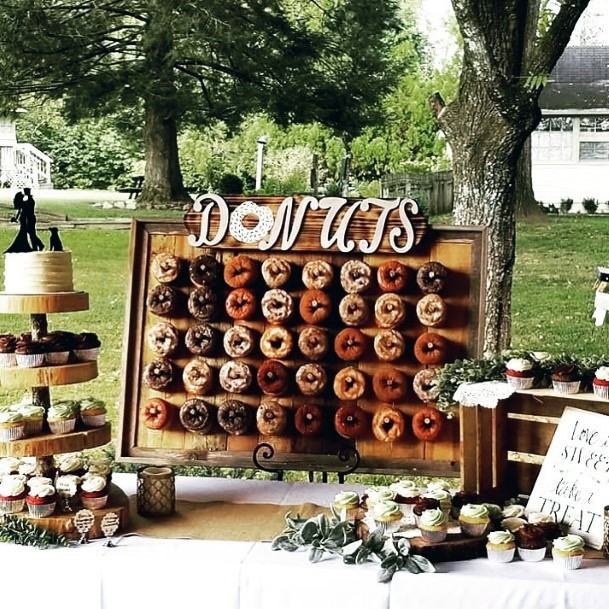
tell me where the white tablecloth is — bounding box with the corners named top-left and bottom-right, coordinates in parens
top-left (2, 473), bottom-right (608, 609)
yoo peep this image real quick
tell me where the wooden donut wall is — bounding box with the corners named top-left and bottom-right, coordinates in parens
top-left (118, 201), bottom-right (486, 476)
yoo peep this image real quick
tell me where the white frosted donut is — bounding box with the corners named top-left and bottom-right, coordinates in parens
top-left (229, 201), bottom-right (274, 244)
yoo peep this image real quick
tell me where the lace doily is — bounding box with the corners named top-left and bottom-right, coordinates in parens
top-left (453, 381), bottom-right (515, 409)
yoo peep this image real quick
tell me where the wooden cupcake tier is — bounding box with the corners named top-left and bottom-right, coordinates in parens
top-left (0, 292), bottom-right (89, 314)
top-left (410, 533), bottom-right (487, 562)
top-left (0, 361), bottom-right (98, 388)
top-left (19, 483), bottom-right (129, 540)
top-left (0, 424), bottom-right (111, 458)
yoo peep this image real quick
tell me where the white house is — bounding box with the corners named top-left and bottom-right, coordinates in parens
top-left (532, 46), bottom-right (609, 204)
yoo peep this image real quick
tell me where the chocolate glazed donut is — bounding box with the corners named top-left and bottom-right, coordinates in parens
top-left (334, 328), bottom-right (368, 361)
top-left (179, 398), bottom-right (214, 435)
top-left (257, 360), bottom-right (291, 396)
top-left (217, 400), bottom-right (253, 435)
top-left (334, 404), bottom-right (369, 439)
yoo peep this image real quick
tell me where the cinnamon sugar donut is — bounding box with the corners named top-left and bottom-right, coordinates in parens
top-left (374, 293), bottom-right (406, 329)
top-left (334, 404), bottom-right (369, 439)
top-left (413, 368), bottom-right (440, 402)
top-left (294, 403), bottom-right (324, 436)
top-left (377, 261), bottom-right (409, 293)
top-left (299, 289), bottom-right (332, 325)
top-left (182, 359), bottom-right (214, 395)
top-left (261, 289), bottom-right (294, 324)
top-left (142, 398), bottom-right (172, 430)
top-left (217, 399), bottom-right (253, 435)
top-left (412, 407), bottom-right (443, 442)
top-left (416, 261), bottom-right (447, 294)
top-left (179, 398), bottom-right (214, 434)
top-left (223, 254), bottom-right (259, 288)
top-left (260, 326), bottom-right (293, 359)
top-left (257, 360), bottom-right (291, 396)
top-left (151, 253), bottom-right (181, 284)
top-left (333, 367), bottom-right (366, 401)
top-left (372, 367), bottom-right (408, 402)
top-left (416, 294), bottom-right (447, 327)
top-left (374, 330), bottom-right (406, 362)
top-left (147, 322), bottom-right (179, 357)
top-left (256, 400), bottom-right (288, 436)
top-left (223, 325), bottom-right (257, 358)
top-left (372, 406), bottom-right (405, 442)
top-left (340, 260), bottom-right (372, 294)
top-left (302, 260), bottom-right (333, 290)
top-left (334, 328), bottom-right (368, 361)
top-left (225, 288), bottom-right (257, 320)
top-left (185, 323), bottom-right (218, 356)
top-left (219, 360), bottom-right (253, 394)
top-left (297, 327), bottom-right (330, 361)
top-left (261, 257), bottom-right (292, 288)
top-left (414, 332), bottom-right (449, 365)
top-left (339, 294), bottom-right (370, 327)
top-left (295, 363), bottom-right (327, 396)
top-left (189, 254), bottom-right (220, 287)
top-left (143, 359), bottom-right (174, 390)
top-left (188, 286), bottom-right (219, 321)
top-left (147, 285), bottom-right (179, 317)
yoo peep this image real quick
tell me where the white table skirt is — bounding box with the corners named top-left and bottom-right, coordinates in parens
top-left (1, 473), bottom-right (608, 609)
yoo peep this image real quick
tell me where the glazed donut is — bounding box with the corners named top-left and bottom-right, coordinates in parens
top-left (374, 294), bottom-right (407, 329)
top-left (260, 326), bottom-right (293, 359)
top-left (188, 286), bottom-right (219, 321)
top-left (412, 407), bottom-right (444, 442)
top-left (302, 260), bottom-right (334, 290)
top-left (416, 261), bottom-right (447, 294)
top-left (217, 399), bottom-right (253, 435)
top-left (294, 403), bottom-right (324, 436)
top-left (261, 289), bottom-right (294, 324)
top-left (142, 398), bottom-right (172, 430)
top-left (340, 260), bottom-right (372, 294)
top-left (416, 294), bottom-right (447, 327)
top-left (298, 326), bottom-right (330, 361)
top-left (372, 406), bottom-right (405, 442)
top-left (372, 367), bottom-right (408, 402)
top-left (414, 332), bottom-right (449, 365)
top-left (143, 359), bottom-right (174, 390)
top-left (182, 359), bottom-right (214, 395)
top-left (334, 328), bottom-right (368, 361)
top-left (151, 253), bottom-right (181, 284)
top-left (299, 289), bottom-right (331, 325)
top-left (374, 330), bottom-right (406, 362)
top-left (229, 201), bottom-right (274, 243)
top-left (147, 285), bottom-right (179, 317)
top-left (333, 367), bottom-right (366, 401)
top-left (147, 322), bottom-right (179, 357)
top-left (185, 323), bottom-right (218, 356)
top-left (334, 405), bottom-right (369, 439)
top-left (257, 359), bottom-right (291, 396)
top-left (223, 254), bottom-right (259, 288)
top-left (219, 360), bottom-right (253, 394)
top-left (413, 368), bottom-right (440, 402)
top-left (223, 325), bottom-right (257, 358)
top-left (189, 254), bottom-right (220, 287)
top-left (295, 363), bottom-right (327, 396)
top-left (256, 400), bottom-right (288, 436)
top-left (377, 260), bottom-right (409, 293)
top-left (261, 257), bottom-right (292, 288)
top-left (179, 398), bottom-right (214, 434)
top-left (339, 294), bottom-right (370, 327)
top-left (225, 288), bottom-right (257, 320)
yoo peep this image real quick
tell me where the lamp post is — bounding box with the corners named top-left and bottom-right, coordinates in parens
top-left (255, 135), bottom-right (268, 191)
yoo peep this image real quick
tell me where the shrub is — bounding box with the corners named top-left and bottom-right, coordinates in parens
top-left (582, 197), bottom-right (598, 214)
top-left (559, 198), bottom-right (574, 214)
top-left (218, 174), bottom-right (244, 194)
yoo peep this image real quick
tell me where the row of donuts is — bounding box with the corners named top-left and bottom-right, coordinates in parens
top-left (143, 358), bottom-right (440, 403)
top-left (151, 252), bottom-right (448, 295)
top-left (142, 396), bottom-right (444, 443)
top-left (147, 284), bottom-right (447, 328)
top-left (148, 321), bottom-right (451, 365)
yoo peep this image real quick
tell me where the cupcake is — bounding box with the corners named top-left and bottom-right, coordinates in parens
top-left (56, 453), bottom-right (87, 478)
top-left (389, 481), bottom-right (420, 517)
top-left (426, 480), bottom-right (452, 493)
top-left (80, 474), bottom-right (109, 509)
top-left (365, 486), bottom-right (396, 509)
top-left (592, 366), bottom-right (609, 400)
top-left (419, 508), bottom-right (448, 543)
top-left (424, 489), bottom-right (452, 515)
top-left (86, 459), bottom-right (113, 482)
top-left (551, 364), bottom-right (581, 394)
top-left (55, 474), bottom-right (81, 512)
top-left (78, 398), bottom-right (107, 428)
top-left (0, 334), bottom-right (17, 368)
top-left (74, 332), bottom-right (101, 362)
top-left (0, 411), bottom-right (25, 442)
top-left (14, 335), bottom-right (45, 368)
top-left (515, 524), bottom-right (548, 562)
top-left (18, 457), bottom-right (38, 477)
top-left (17, 403), bottom-right (45, 436)
top-left (500, 517), bottom-right (527, 533)
top-left (332, 491), bottom-right (361, 521)
top-left (40, 331), bottom-right (75, 365)
top-left (459, 504), bottom-right (490, 537)
top-left (0, 475), bottom-right (27, 514)
top-left (501, 504), bottom-right (525, 519)
top-left (552, 534), bottom-right (585, 570)
top-left (486, 530), bottom-right (516, 563)
top-left (47, 401), bottom-right (78, 435)
top-left (0, 457), bottom-right (21, 476)
top-left (25, 482), bottom-right (57, 518)
top-left (505, 358), bottom-right (534, 390)
top-left (371, 500), bottom-right (403, 532)
top-left (413, 496), bottom-right (441, 524)
top-left (450, 490), bottom-right (480, 519)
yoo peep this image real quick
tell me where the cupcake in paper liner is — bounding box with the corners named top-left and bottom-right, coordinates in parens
top-left (14, 335), bottom-right (45, 368)
top-left (413, 496), bottom-right (441, 525)
top-left (486, 530), bottom-right (516, 563)
top-left (0, 475), bottom-right (27, 514)
top-left (0, 334), bottom-right (17, 368)
top-left (505, 358), bottom-right (535, 390)
top-left (25, 483), bottom-right (57, 519)
top-left (592, 366), bottom-right (609, 400)
top-left (459, 503), bottom-right (490, 537)
top-left (47, 401), bottom-right (78, 435)
top-left (0, 411), bottom-right (26, 442)
top-left (389, 481), bottom-right (420, 517)
top-left (419, 508), bottom-right (448, 543)
top-left (41, 331), bottom-right (76, 365)
top-left (56, 453), bottom-right (87, 478)
top-left (515, 523), bottom-right (548, 561)
top-left (552, 534), bottom-right (585, 570)
top-left (332, 490), bottom-right (362, 522)
top-left (78, 397), bottom-right (107, 428)
top-left (365, 486), bottom-right (397, 509)
top-left (424, 489), bottom-right (453, 515)
top-left (74, 332), bottom-right (101, 362)
top-left (551, 364), bottom-right (581, 394)
top-left (372, 500), bottom-right (403, 533)
top-left (80, 474), bottom-right (108, 509)
top-left (17, 404), bottom-right (45, 436)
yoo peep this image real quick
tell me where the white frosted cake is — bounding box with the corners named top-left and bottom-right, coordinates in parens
top-left (4, 252), bottom-right (74, 293)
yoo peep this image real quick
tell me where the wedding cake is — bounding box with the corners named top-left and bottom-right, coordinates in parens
top-left (4, 252), bottom-right (74, 294)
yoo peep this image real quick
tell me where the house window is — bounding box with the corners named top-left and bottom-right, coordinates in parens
top-left (580, 117), bottom-right (609, 133)
top-left (532, 117), bottom-right (573, 161)
top-left (579, 142), bottom-right (609, 160)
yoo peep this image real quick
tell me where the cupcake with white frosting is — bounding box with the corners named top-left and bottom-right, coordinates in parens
top-left (459, 504), bottom-right (490, 537)
top-left (25, 482), bottom-right (57, 518)
top-left (552, 534), bottom-right (585, 570)
top-left (56, 453), bottom-right (87, 478)
top-left (486, 530), bottom-right (516, 563)
top-left (592, 366), bottom-right (609, 400)
top-left (0, 475), bottom-right (27, 513)
top-left (371, 500), bottom-right (403, 532)
top-left (333, 490), bottom-right (361, 521)
top-left (0, 457), bottom-right (21, 476)
top-left (505, 358), bottom-right (535, 390)
top-left (389, 481), bottom-right (420, 517)
top-left (365, 486), bottom-right (396, 508)
top-left (424, 489), bottom-right (452, 514)
top-left (80, 474), bottom-right (109, 509)
top-left (0, 411), bottom-right (25, 442)
top-left (419, 508), bottom-right (448, 543)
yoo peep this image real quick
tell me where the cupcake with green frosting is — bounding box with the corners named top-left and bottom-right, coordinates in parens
top-left (486, 530), bottom-right (516, 563)
top-left (372, 500), bottom-right (403, 532)
top-left (333, 490), bottom-right (361, 521)
top-left (419, 508), bottom-right (448, 543)
top-left (0, 411), bottom-right (25, 442)
top-left (552, 534), bottom-right (585, 570)
top-left (365, 486), bottom-right (396, 509)
top-left (459, 503), bottom-right (490, 537)
top-left (17, 403), bottom-right (45, 436)
top-left (47, 400), bottom-right (78, 435)
top-left (78, 397), bottom-right (107, 428)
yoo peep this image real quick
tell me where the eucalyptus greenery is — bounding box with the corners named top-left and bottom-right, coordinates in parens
top-left (0, 514), bottom-right (71, 549)
top-left (271, 510), bottom-right (435, 583)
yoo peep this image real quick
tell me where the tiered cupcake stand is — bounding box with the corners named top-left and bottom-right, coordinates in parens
top-left (0, 291), bottom-right (129, 538)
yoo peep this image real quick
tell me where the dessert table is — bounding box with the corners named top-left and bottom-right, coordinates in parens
top-left (2, 473), bottom-right (608, 609)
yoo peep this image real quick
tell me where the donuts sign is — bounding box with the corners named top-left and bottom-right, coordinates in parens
top-left (184, 194), bottom-right (424, 254)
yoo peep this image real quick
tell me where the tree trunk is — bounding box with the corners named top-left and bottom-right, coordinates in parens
top-left (515, 137), bottom-right (545, 220)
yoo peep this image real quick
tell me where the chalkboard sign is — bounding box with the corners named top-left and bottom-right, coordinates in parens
top-left (526, 406), bottom-right (609, 549)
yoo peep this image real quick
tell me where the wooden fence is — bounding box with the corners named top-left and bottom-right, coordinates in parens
top-left (381, 171), bottom-right (453, 215)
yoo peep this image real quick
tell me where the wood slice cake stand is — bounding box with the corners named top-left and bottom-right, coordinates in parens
top-left (0, 292), bottom-right (128, 539)
top-left (409, 533), bottom-right (487, 562)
